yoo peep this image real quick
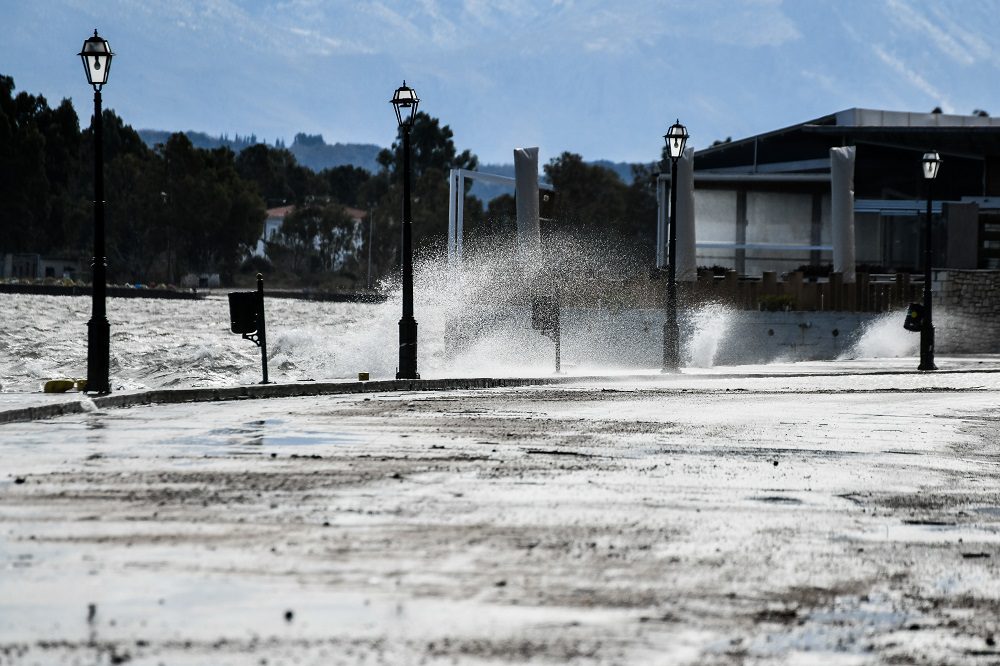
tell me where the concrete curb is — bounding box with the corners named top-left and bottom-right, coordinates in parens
top-left (3, 365), bottom-right (999, 426)
top-left (0, 375), bottom-right (610, 426)
top-left (0, 401), bottom-right (92, 425)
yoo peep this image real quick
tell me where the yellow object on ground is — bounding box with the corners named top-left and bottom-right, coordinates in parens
top-left (358, 372), bottom-right (370, 381)
top-left (43, 379), bottom-right (76, 393)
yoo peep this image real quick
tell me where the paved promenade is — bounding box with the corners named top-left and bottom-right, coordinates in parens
top-left (1, 357), bottom-right (999, 664)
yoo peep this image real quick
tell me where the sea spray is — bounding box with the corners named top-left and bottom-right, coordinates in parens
top-left (840, 309), bottom-right (917, 359)
top-left (2, 234), bottom-right (829, 391)
top-left (684, 303), bottom-right (733, 368)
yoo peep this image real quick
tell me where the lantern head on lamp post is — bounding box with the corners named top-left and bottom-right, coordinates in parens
top-left (79, 30), bottom-right (114, 394)
top-left (918, 151), bottom-right (941, 371)
top-left (391, 81), bottom-right (419, 128)
top-left (79, 30), bottom-right (113, 89)
top-left (664, 119), bottom-right (689, 160)
top-left (661, 119), bottom-right (688, 371)
top-left (391, 81), bottom-right (420, 379)
top-left (922, 151), bottom-right (942, 180)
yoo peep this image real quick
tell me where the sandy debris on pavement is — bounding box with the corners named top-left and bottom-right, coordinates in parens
top-left (1, 370), bottom-right (1000, 664)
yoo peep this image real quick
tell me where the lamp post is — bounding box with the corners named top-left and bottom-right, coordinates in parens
top-left (79, 30), bottom-right (114, 394)
top-left (391, 81), bottom-right (419, 379)
top-left (919, 151), bottom-right (941, 371)
top-left (662, 119), bottom-right (689, 371)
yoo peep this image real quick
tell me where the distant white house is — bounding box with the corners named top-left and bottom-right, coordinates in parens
top-left (254, 203), bottom-right (368, 269)
top-left (253, 205), bottom-right (294, 257)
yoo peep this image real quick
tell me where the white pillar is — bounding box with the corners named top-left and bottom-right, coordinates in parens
top-left (514, 147), bottom-right (541, 255)
top-left (676, 147), bottom-right (697, 282)
top-left (830, 146), bottom-right (856, 283)
top-left (447, 169), bottom-right (458, 265)
top-left (456, 173), bottom-right (465, 262)
top-left (656, 177), bottom-right (666, 269)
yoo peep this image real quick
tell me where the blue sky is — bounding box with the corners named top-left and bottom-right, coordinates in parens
top-left (6, 0), bottom-right (1000, 166)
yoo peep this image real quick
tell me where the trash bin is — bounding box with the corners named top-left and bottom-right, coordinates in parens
top-left (903, 302), bottom-right (924, 332)
top-left (228, 291), bottom-right (258, 334)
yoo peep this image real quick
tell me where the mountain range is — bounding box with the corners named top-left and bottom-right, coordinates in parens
top-left (136, 130), bottom-right (638, 201)
top-left (137, 130), bottom-right (383, 174)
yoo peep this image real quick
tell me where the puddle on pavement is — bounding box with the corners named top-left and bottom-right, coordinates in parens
top-left (255, 433), bottom-right (363, 447)
top-left (0, 560), bottom-right (629, 647)
top-left (848, 521), bottom-right (1000, 544)
top-left (171, 418), bottom-right (364, 450)
top-left (746, 594), bottom-right (915, 657)
top-left (230, 430), bottom-right (364, 449)
top-left (750, 496), bottom-right (804, 505)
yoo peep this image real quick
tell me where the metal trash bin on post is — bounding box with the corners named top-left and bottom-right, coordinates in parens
top-left (228, 292), bottom-right (258, 334)
top-left (531, 290), bottom-right (562, 374)
top-left (228, 273), bottom-right (270, 384)
top-left (903, 302), bottom-right (924, 332)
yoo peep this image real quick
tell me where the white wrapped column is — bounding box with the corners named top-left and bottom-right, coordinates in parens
top-left (830, 146), bottom-right (856, 283)
top-left (514, 147), bottom-right (541, 255)
top-left (676, 147), bottom-right (697, 281)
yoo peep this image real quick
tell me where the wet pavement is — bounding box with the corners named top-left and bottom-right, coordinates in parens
top-left (1, 357), bottom-right (999, 664)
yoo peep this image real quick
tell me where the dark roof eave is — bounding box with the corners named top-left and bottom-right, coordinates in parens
top-left (803, 125), bottom-right (1000, 136)
top-left (693, 111), bottom-right (842, 159)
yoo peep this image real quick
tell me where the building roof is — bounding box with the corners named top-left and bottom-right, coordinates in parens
top-left (695, 107), bottom-right (1000, 172)
top-left (344, 206), bottom-right (367, 220)
top-left (266, 205), bottom-right (295, 219)
top-left (266, 204), bottom-right (368, 221)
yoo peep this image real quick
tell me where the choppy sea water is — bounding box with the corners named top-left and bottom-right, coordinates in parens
top-left (0, 289), bottom-right (918, 393)
top-left (0, 290), bottom-right (676, 392)
top-left (1, 293), bottom-right (359, 391)
top-left (1, 241), bottom-right (920, 392)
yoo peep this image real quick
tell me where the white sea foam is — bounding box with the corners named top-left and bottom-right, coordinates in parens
top-left (840, 309), bottom-right (918, 359)
top-left (684, 303), bottom-right (732, 368)
top-left (0, 239), bottom-right (664, 390)
top-left (0, 241), bottom-right (804, 391)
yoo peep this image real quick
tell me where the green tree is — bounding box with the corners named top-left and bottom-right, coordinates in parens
top-left (275, 202), bottom-right (358, 273)
top-left (543, 152), bottom-right (630, 231)
top-left (624, 162), bottom-right (659, 262)
top-left (372, 112), bottom-right (483, 272)
top-left (0, 78), bottom-right (54, 254)
top-left (160, 135), bottom-right (265, 280)
top-left (235, 143), bottom-right (323, 207)
top-left (235, 143), bottom-right (297, 206)
top-left (319, 164), bottom-right (371, 207)
top-left (377, 112), bottom-right (478, 179)
top-left (105, 151), bottom-right (163, 282)
top-left (1, 75), bottom-right (271, 285)
top-left (86, 108), bottom-right (163, 282)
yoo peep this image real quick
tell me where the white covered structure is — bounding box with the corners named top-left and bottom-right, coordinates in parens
top-left (447, 147), bottom-right (552, 266)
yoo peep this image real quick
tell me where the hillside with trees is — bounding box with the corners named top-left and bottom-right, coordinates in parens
top-left (2, 74), bottom-right (663, 290)
top-left (137, 129), bottom-right (382, 175)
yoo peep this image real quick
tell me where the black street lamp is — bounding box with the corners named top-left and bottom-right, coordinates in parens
top-left (662, 119), bottom-right (689, 371)
top-left (79, 30), bottom-right (114, 394)
top-left (919, 151), bottom-right (941, 371)
top-left (391, 81), bottom-right (419, 379)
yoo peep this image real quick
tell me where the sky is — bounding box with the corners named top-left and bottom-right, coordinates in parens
top-left (6, 0), bottom-right (1000, 167)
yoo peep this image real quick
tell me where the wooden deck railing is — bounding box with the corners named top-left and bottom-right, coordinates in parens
top-left (683, 270), bottom-right (922, 312)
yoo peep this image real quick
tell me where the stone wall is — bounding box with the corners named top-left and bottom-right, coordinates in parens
top-left (934, 270), bottom-right (1000, 353)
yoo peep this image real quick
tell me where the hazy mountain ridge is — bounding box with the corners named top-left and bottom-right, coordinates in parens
top-left (136, 129), bottom-right (641, 200)
top-left (137, 129), bottom-right (382, 173)
top-left (287, 133), bottom-right (381, 174)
